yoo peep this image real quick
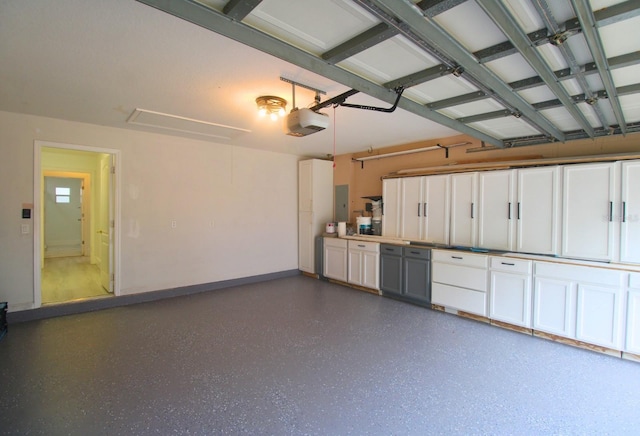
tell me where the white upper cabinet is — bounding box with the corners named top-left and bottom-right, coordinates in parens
top-left (562, 162), bottom-right (618, 262)
top-left (382, 178), bottom-right (401, 238)
top-left (423, 174), bottom-right (451, 245)
top-left (400, 177), bottom-right (423, 240)
top-left (478, 170), bottom-right (516, 251)
top-left (449, 172), bottom-right (478, 247)
top-left (516, 166), bottom-right (561, 255)
top-left (620, 160), bottom-right (640, 264)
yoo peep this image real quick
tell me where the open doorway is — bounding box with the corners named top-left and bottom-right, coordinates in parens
top-left (34, 142), bottom-right (119, 306)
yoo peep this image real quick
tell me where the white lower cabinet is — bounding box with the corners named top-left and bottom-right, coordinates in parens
top-left (347, 240), bottom-right (380, 290)
top-left (489, 257), bottom-right (532, 328)
top-left (323, 238), bottom-right (348, 282)
top-left (625, 273), bottom-right (640, 354)
top-left (533, 261), bottom-right (625, 350)
top-left (432, 250), bottom-right (488, 316)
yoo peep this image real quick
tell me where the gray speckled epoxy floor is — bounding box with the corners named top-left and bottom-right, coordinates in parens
top-left (1, 276), bottom-right (640, 435)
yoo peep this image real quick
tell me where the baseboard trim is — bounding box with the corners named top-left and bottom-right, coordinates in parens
top-left (8, 269), bottom-right (300, 323)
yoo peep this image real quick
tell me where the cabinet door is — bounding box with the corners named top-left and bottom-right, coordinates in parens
top-left (347, 249), bottom-right (363, 285)
top-left (362, 251), bottom-right (380, 290)
top-left (298, 211), bottom-right (314, 273)
top-left (324, 243), bottom-right (348, 282)
top-left (298, 160), bottom-right (313, 212)
top-left (517, 167), bottom-right (561, 255)
top-left (562, 163), bottom-right (617, 261)
top-left (382, 179), bottom-right (401, 238)
top-left (403, 257), bottom-right (430, 302)
top-left (478, 170), bottom-right (516, 251)
top-left (380, 252), bottom-right (403, 296)
top-left (401, 177), bottom-right (423, 240)
top-left (626, 289), bottom-right (640, 353)
top-left (533, 277), bottom-right (576, 338)
top-left (449, 172), bottom-right (478, 247)
top-left (490, 271), bottom-right (532, 327)
top-left (576, 283), bottom-right (623, 349)
top-left (424, 174), bottom-right (450, 245)
top-left (621, 160), bottom-right (640, 264)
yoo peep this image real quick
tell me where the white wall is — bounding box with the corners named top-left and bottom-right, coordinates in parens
top-left (0, 111), bottom-right (299, 310)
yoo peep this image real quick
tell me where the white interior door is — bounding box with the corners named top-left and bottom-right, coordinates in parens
top-left (44, 177), bottom-right (83, 257)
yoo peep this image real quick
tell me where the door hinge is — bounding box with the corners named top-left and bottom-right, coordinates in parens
top-left (110, 220), bottom-right (115, 228)
top-left (111, 166), bottom-right (116, 174)
top-left (111, 273), bottom-right (115, 281)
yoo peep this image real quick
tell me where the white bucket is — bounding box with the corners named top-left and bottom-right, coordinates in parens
top-left (356, 216), bottom-right (372, 234)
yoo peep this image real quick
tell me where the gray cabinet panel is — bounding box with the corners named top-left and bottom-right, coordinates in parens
top-left (380, 244), bottom-right (402, 296)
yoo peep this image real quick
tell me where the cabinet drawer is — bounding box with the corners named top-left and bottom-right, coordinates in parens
top-left (403, 247), bottom-right (431, 260)
top-left (432, 283), bottom-right (487, 316)
top-left (348, 240), bottom-right (379, 253)
top-left (490, 256), bottom-right (532, 274)
top-left (324, 237), bottom-right (347, 249)
top-left (432, 262), bottom-right (488, 292)
top-left (630, 272), bottom-right (640, 290)
top-left (534, 261), bottom-right (623, 287)
top-left (433, 250), bottom-right (488, 268)
top-left (380, 244), bottom-right (403, 256)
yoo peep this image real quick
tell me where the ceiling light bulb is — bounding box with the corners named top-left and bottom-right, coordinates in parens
top-left (258, 107), bottom-right (267, 117)
top-left (278, 107), bottom-right (286, 117)
top-left (270, 112), bottom-right (278, 121)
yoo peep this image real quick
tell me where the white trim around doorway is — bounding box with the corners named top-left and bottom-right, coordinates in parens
top-left (33, 140), bottom-right (121, 308)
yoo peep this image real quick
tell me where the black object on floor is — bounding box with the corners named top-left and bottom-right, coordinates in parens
top-left (0, 302), bottom-right (7, 341)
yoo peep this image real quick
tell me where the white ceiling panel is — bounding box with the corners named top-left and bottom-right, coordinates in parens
top-left (438, 99), bottom-right (505, 119)
top-left (536, 44), bottom-right (569, 71)
top-left (502, 0), bottom-right (545, 32)
top-left (244, 0), bottom-right (378, 56)
top-left (433, 1), bottom-right (506, 52)
top-left (518, 85), bottom-right (556, 104)
top-left (411, 75), bottom-right (479, 102)
top-left (469, 117), bottom-right (540, 139)
top-left (599, 15), bottom-right (640, 58)
top-left (620, 94), bottom-right (640, 122)
top-left (484, 54), bottom-right (538, 83)
top-left (612, 65), bottom-right (640, 87)
top-left (561, 78), bottom-right (585, 96)
top-left (540, 107), bottom-right (583, 131)
top-left (338, 35), bottom-right (440, 84)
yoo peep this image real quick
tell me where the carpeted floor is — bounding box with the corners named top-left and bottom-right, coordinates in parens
top-left (2, 275), bottom-right (639, 434)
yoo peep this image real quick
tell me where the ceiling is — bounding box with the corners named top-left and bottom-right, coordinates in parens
top-left (1, 0), bottom-right (639, 158)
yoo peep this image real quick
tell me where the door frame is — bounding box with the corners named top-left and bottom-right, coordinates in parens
top-left (33, 140), bottom-right (121, 307)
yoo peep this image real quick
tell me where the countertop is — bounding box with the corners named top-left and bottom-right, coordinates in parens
top-left (328, 234), bottom-right (640, 272)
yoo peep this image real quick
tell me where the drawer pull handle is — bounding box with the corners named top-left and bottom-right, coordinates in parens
top-left (358, 244), bottom-right (366, 248)
top-left (385, 248), bottom-right (394, 251)
top-left (501, 262), bottom-right (515, 266)
top-left (623, 201), bottom-right (627, 223)
top-left (410, 251), bottom-right (420, 255)
top-left (424, 202), bottom-right (427, 218)
top-left (609, 201), bottom-right (613, 222)
top-left (508, 202), bottom-right (511, 220)
top-left (418, 202), bottom-right (421, 217)
top-left (451, 256), bottom-right (463, 259)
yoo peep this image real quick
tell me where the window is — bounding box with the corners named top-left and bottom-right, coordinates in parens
top-left (55, 187), bottom-right (70, 204)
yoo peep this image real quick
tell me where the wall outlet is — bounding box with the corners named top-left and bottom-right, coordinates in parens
top-left (21, 224), bottom-right (30, 234)
top-left (171, 220), bottom-right (177, 228)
